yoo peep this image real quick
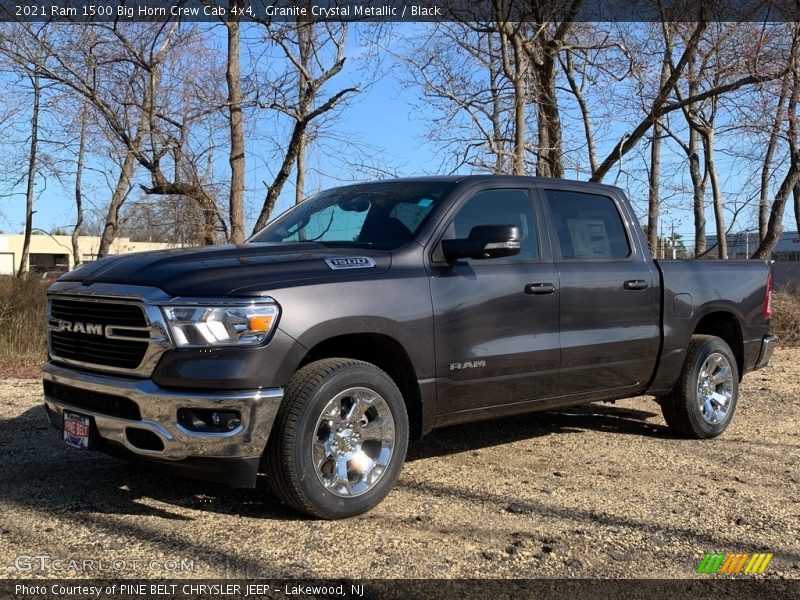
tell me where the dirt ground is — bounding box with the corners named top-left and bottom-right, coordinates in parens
top-left (0, 349), bottom-right (798, 580)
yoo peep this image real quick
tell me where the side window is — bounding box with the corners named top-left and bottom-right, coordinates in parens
top-left (542, 190), bottom-right (631, 260)
top-left (443, 189), bottom-right (539, 261)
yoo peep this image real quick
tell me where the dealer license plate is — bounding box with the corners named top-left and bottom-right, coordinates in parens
top-left (63, 411), bottom-right (91, 449)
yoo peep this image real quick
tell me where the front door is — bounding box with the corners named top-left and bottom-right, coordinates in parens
top-left (429, 186), bottom-right (561, 415)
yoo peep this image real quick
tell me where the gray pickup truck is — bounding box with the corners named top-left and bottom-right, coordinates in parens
top-left (43, 176), bottom-right (775, 518)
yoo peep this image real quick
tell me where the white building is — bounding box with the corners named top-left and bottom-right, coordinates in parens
top-left (0, 234), bottom-right (183, 275)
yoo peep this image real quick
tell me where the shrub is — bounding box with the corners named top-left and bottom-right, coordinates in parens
top-left (771, 290), bottom-right (800, 347)
top-left (0, 275), bottom-right (48, 371)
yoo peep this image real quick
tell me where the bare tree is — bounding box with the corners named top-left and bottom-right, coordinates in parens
top-left (71, 103), bottom-right (87, 266)
top-left (226, 0), bottom-right (246, 243)
top-left (6, 22), bottom-right (229, 248)
top-left (251, 20), bottom-right (359, 232)
top-left (758, 78), bottom-right (789, 242)
top-left (753, 23), bottom-right (800, 259)
top-left (647, 53), bottom-right (671, 253)
top-left (16, 68), bottom-right (39, 278)
top-left (488, 0), bottom-right (583, 176)
top-left (398, 23), bottom-right (514, 173)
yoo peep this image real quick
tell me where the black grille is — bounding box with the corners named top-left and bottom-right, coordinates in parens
top-left (49, 298), bottom-right (148, 369)
top-left (44, 380), bottom-right (141, 420)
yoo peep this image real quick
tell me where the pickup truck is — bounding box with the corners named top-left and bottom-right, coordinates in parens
top-left (42, 176), bottom-right (775, 518)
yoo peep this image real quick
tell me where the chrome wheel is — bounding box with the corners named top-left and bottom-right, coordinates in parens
top-left (697, 352), bottom-right (734, 425)
top-left (312, 387), bottom-right (396, 497)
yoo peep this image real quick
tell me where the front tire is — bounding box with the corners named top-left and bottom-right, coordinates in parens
top-left (265, 358), bottom-right (409, 519)
top-left (660, 335), bottom-right (739, 439)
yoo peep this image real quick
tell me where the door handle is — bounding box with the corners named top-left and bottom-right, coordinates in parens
top-left (525, 283), bottom-right (556, 295)
top-left (623, 279), bottom-right (649, 291)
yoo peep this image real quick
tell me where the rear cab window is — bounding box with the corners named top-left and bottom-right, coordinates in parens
top-left (540, 189), bottom-right (631, 260)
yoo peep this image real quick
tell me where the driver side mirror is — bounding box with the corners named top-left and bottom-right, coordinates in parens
top-left (441, 225), bottom-right (521, 261)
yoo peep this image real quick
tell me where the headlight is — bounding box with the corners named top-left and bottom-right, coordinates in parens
top-left (162, 302), bottom-right (279, 348)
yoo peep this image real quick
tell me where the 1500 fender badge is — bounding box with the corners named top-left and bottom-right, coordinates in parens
top-left (325, 257), bottom-right (376, 270)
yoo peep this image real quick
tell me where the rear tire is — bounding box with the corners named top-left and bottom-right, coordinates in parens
top-left (265, 358), bottom-right (408, 519)
top-left (660, 335), bottom-right (739, 439)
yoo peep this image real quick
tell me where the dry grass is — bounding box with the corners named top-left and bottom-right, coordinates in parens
top-left (771, 290), bottom-right (800, 346)
top-left (0, 275), bottom-right (47, 375)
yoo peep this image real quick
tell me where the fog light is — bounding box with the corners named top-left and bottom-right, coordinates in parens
top-left (178, 408), bottom-right (241, 433)
top-left (212, 412), bottom-right (241, 431)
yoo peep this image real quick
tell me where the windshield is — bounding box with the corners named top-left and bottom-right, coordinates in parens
top-left (249, 181), bottom-right (456, 250)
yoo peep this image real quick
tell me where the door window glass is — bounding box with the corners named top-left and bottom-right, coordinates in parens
top-left (542, 190), bottom-right (631, 259)
top-left (443, 189), bottom-right (539, 261)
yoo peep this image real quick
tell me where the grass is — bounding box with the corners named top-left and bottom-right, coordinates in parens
top-left (0, 275), bottom-right (47, 377)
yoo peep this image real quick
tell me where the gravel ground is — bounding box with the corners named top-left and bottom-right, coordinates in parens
top-left (1, 349), bottom-right (798, 580)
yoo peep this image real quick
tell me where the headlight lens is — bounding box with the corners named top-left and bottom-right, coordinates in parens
top-left (162, 303), bottom-right (279, 348)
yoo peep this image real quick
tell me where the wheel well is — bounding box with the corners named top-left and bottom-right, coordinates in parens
top-left (299, 334), bottom-right (423, 439)
top-left (693, 312), bottom-right (744, 379)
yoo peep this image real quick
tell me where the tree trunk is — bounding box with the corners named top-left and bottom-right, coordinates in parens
top-left (533, 54), bottom-right (563, 178)
top-left (510, 35), bottom-right (526, 175)
top-left (751, 161), bottom-right (800, 259)
top-left (794, 185), bottom-right (800, 236)
top-left (253, 116), bottom-right (311, 232)
top-left (702, 126), bottom-right (727, 259)
top-left (753, 28), bottom-right (800, 259)
top-left (688, 126), bottom-right (706, 256)
top-left (17, 71), bottom-right (40, 279)
top-left (647, 123), bottom-right (662, 255)
top-left (98, 149), bottom-right (137, 258)
top-left (647, 57), bottom-right (670, 255)
top-left (295, 132), bottom-right (306, 206)
top-left (488, 34), bottom-right (506, 173)
top-left (71, 105), bottom-right (87, 268)
top-left (561, 50), bottom-right (597, 176)
top-left (497, 21), bottom-right (527, 176)
top-left (226, 0), bottom-right (246, 243)
top-left (759, 81), bottom-right (789, 242)
top-left (295, 21), bottom-right (312, 206)
top-left (251, 81), bottom-right (358, 234)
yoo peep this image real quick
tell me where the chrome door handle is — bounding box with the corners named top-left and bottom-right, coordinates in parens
top-left (525, 283), bottom-right (556, 295)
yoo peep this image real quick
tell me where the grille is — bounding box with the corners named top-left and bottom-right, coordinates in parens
top-left (49, 298), bottom-right (149, 369)
top-left (44, 380), bottom-right (142, 420)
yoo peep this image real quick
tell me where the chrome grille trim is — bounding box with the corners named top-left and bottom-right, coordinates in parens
top-left (46, 283), bottom-right (175, 377)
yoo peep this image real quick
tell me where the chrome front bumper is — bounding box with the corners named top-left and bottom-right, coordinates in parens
top-left (43, 362), bottom-right (283, 462)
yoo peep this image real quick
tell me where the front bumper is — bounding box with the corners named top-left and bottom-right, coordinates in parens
top-left (754, 334), bottom-right (777, 370)
top-left (43, 362), bottom-right (283, 486)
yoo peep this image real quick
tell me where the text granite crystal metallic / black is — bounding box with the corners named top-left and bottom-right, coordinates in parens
top-left (41, 175), bottom-right (776, 519)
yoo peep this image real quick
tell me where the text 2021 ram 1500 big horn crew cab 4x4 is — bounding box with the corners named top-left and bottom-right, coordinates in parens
top-left (43, 176), bottom-right (775, 518)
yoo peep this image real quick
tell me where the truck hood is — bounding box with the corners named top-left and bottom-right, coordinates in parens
top-left (59, 243), bottom-right (391, 297)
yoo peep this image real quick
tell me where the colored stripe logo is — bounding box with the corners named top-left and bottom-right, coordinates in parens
top-left (696, 552), bottom-right (773, 574)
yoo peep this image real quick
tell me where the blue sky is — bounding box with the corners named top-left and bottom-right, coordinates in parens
top-left (0, 22), bottom-right (797, 245)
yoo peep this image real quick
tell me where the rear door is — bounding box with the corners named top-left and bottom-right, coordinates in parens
top-left (536, 184), bottom-right (659, 396)
top-left (429, 184), bottom-right (560, 414)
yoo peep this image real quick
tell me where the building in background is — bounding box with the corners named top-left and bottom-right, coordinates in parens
top-left (727, 230), bottom-right (800, 261)
top-left (0, 234), bottom-right (183, 276)
top-left (725, 230), bottom-right (800, 290)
